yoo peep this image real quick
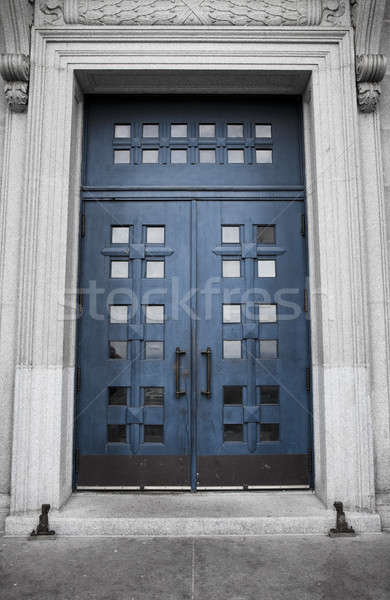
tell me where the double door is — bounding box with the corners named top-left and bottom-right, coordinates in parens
top-left (77, 198), bottom-right (311, 489)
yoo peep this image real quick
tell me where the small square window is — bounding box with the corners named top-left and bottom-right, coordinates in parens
top-left (222, 226), bottom-right (240, 244)
top-left (171, 149), bottom-right (187, 164)
top-left (146, 226), bottom-right (165, 244)
top-left (227, 124), bottom-right (244, 137)
top-left (224, 386), bottom-right (243, 405)
top-left (142, 149), bottom-right (159, 164)
top-left (109, 305), bottom-right (128, 324)
top-left (259, 340), bottom-right (278, 359)
top-left (111, 261), bottom-right (129, 279)
top-left (146, 261), bottom-right (165, 278)
top-left (224, 424), bottom-right (243, 442)
top-left (143, 124), bottom-right (159, 138)
top-left (114, 149), bottom-right (130, 164)
top-left (145, 305), bottom-right (164, 324)
top-left (145, 341), bottom-right (164, 360)
top-left (258, 260), bottom-right (276, 278)
top-left (144, 425), bottom-right (164, 443)
top-left (108, 424), bottom-right (127, 443)
top-left (199, 124), bottom-right (216, 137)
top-left (255, 124), bottom-right (272, 138)
top-left (109, 387), bottom-right (127, 406)
top-left (112, 226), bottom-right (129, 244)
top-left (114, 124), bottom-right (131, 138)
top-left (199, 149), bottom-right (216, 163)
top-left (223, 304), bottom-right (241, 324)
top-left (260, 386), bottom-right (279, 405)
top-left (223, 260), bottom-right (241, 278)
top-left (109, 341), bottom-right (127, 359)
top-left (171, 124), bottom-right (187, 137)
top-left (144, 387), bottom-right (164, 406)
top-left (228, 149), bottom-right (244, 164)
top-left (256, 149), bottom-right (273, 164)
top-left (257, 225), bottom-right (275, 244)
top-left (259, 304), bottom-right (277, 323)
top-left (260, 423), bottom-right (280, 442)
top-left (223, 340), bottom-right (242, 359)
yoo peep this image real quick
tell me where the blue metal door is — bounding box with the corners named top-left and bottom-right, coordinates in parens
top-left (77, 95), bottom-right (311, 488)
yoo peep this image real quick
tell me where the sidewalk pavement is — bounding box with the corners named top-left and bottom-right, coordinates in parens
top-left (1, 533), bottom-right (389, 600)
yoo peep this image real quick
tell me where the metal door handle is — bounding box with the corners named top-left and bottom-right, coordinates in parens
top-left (201, 347), bottom-right (212, 396)
top-left (175, 347), bottom-right (186, 398)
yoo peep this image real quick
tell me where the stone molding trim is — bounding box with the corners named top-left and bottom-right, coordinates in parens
top-left (356, 54), bottom-right (387, 112)
top-left (37, 0), bottom-right (347, 26)
top-left (0, 54), bottom-right (30, 113)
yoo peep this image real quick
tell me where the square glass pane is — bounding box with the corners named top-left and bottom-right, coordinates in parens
top-left (145, 341), bottom-right (164, 360)
top-left (259, 340), bottom-right (278, 359)
top-left (223, 260), bottom-right (241, 278)
top-left (258, 260), bottom-right (276, 278)
top-left (260, 386), bottom-right (279, 405)
top-left (110, 305), bottom-right (128, 324)
top-left (171, 124), bottom-right (187, 137)
top-left (114, 124), bottom-right (131, 138)
top-left (144, 425), bottom-right (163, 443)
top-left (171, 149), bottom-right (187, 164)
top-left (259, 304), bottom-right (277, 323)
top-left (109, 387), bottom-right (127, 406)
top-left (255, 124), bottom-right (272, 138)
top-left (112, 226), bottom-right (129, 244)
top-left (256, 149), bottom-right (273, 164)
top-left (223, 340), bottom-right (241, 359)
top-left (222, 226), bottom-right (240, 244)
top-left (142, 149), bottom-right (159, 164)
top-left (145, 305), bottom-right (164, 324)
top-left (223, 304), bottom-right (241, 323)
top-left (144, 387), bottom-right (164, 406)
top-left (146, 260), bottom-right (165, 278)
top-left (224, 424), bottom-right (243, 442)
top-left (257, 225), bottom-right (275, 244)
top-left (260, 423), bottom-right (280, 442)
top-left (227, 124), bottom-right (244, 137)
top-left (199, 124), bottom-right (216, 137)
top-left (109, 341), bottom-right (127, 359)
top-left (199, 149), bottom-right (216, 163)
top-left (108, 424), bottom-right (126, 443)
top-left (146, 226), bottom-right (165, 244)
top-left (224, 386), bottom-right (243, 405)
top-left (143, 124), bottom-right (159, 137)
top-left (114, 149), bottom-right (130, 164)
top-left (111, 261), bottom-right (129, 279)
top-left (228, 149), bottom-right (244, 164)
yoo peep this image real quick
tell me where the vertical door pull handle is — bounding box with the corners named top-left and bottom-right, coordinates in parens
top-left (175, 347), bottom-right (186, 398)
top-left (201, 347), bottom-right (212, 397)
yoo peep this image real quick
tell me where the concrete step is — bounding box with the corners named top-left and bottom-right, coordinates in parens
top-left (5, 491), bottom-right (382, 537)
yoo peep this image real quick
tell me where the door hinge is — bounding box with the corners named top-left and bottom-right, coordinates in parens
top-left (307, 448), bottom-right (313, 474)
top-left (80, 212), bottom-right (85, 238)
top-left (78, 291), bottom-right (83, 317)
top-left (306, 367), bottom-right (311, 392)
top-left (301, 213), bottom-right (306, 237)
top-left (304, 289), bottom-right (309, 313)
top-left (74, 448), bottom-right (80, 474)
top-left (76, 366), bottom-right (81, 394)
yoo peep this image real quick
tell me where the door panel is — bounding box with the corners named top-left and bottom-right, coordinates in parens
top-left (78, 201), bottom-right (192, 486)
top-left (196, 201), bottom-right (310, 486)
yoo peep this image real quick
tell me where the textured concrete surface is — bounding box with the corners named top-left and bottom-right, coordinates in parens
top-left (5, 492), bottom-right (382, 536)
top-left (1, 533), bottom-right (390, 600)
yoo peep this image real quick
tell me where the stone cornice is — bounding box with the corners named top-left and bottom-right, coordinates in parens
top-left (36, 0), bottom-right (348, 27)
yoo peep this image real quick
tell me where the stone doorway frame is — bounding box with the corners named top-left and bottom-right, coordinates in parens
top-left (7, 23), bottom-right (385, 522)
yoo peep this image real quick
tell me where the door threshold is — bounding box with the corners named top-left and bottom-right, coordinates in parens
top-left (76, 485), bottom-right (311, 492)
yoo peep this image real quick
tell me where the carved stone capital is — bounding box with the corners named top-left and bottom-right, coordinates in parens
top-left (355, 54), bottom-right (387, 113)
top-left (0, 54), bottom-right (30, 113)
top-left (38, 0), bottom-right (346, 27)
